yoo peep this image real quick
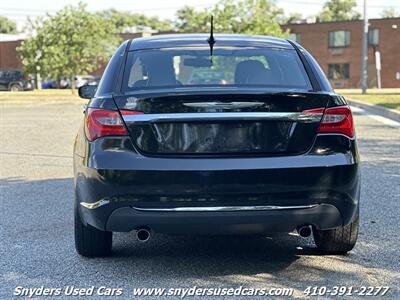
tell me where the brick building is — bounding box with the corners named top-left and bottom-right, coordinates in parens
top-left (282, 17), bottom-right (400, 88)
top-left (0, 34), bottom-right (26, 69)
top-left (1, 18), bottom-right (399, 88)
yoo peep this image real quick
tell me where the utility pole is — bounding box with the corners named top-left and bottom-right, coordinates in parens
top-left (375, 49), bottom-right (382, 89)
top-left (361, 0), bottom-right (368, 94)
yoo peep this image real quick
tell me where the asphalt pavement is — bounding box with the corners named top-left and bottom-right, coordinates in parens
top-left (1, 99), bottom-right (399, 299)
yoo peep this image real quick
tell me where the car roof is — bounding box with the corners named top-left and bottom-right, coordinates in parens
top-left (129, 34), bottom-right (293, 51)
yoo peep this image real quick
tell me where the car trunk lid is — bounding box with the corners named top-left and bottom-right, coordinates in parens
top-left (115, 92), bottom-right (331, 156)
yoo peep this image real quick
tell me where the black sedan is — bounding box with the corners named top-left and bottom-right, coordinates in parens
top-left (74, 34), bottom-right (360, 257)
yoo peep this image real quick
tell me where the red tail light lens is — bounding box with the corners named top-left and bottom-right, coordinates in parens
top-left (302, 108), bottom-right (325, 114)
top-left (85, 109), bottom-right (142, 141)
top-left (318, 106), bottom-right (354, 138)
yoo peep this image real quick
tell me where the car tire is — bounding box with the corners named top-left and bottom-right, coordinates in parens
top-left (10, 84), bottom-right (23, 91)
top-left (313, 206), bottom-right (359, 255)
top-left (74, 201), bottom-right (112, 257)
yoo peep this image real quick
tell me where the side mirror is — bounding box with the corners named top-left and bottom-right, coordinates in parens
top-left (78, 85), bottom-right (97, 99)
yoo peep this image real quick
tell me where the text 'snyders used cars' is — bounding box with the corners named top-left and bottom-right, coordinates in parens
top-left (74, 34), bottom-right (360, 257)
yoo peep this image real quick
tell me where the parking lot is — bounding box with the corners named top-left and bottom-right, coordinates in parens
top-left (1, 99), bottom-right (399, 298)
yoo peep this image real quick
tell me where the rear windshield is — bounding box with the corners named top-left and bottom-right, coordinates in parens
top-left (122, 47), bottom-right (312, 92)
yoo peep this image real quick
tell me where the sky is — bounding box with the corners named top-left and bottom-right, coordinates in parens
top-left (1, 0), bottom-right (400, 30)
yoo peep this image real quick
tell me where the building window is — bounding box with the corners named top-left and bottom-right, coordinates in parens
top-left (288, 33), bottom-right (301, 43)
top-left (328, 64), bottom-right (350, 80)
top-left (328, 31), bottom-right (350, 48)
top-left (368, 28), bottom-right (379, 46)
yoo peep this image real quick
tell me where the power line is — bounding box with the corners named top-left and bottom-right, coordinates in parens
top-left (0, 2), bottom-right (215, 14)
top-left (0, 0), bottom-right (399, 15)
top-left (276, 0), bottom-right (399, 8)
top-left (1, 0), bottom-right (399, 20)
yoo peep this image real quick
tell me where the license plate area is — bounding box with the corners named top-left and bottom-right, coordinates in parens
top-left (130, 120), bottom-right (295, 154)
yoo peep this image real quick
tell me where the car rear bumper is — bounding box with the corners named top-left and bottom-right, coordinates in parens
top-left (104, 204), bottom-right (342, 234)
top-left (74, 135), bottom-right (360, 234)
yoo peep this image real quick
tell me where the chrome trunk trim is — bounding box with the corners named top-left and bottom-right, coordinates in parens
top-left (132, 204), bottom-right (318, 212)
top-left (122, 112), bottom-right (322, 123)
top-left (182, 102), bottom-right (265, 109)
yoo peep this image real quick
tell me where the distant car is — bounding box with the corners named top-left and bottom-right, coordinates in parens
top-left (0, 69), bottom-right (33, 91)
top-left (74, 34), bottom-right (360, 257)
top-left (75, 75), bottom-right (98, 88)
top-left (42, 77), bottom-right (71, 89)
top-left (41, 80), bottom-right (58, 89)
top-left (59, 77), bottom-right (71, 89)
top-left (90, 76), bottom-right (101, 86)
top-left (42, 76), bottom-right (98, 89)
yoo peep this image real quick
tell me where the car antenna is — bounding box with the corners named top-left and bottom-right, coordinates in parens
top-left (207, 15), bottom-right (215, 63)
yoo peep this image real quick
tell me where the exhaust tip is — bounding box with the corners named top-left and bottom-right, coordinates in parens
top-left (136, 228), bottom-right (151, 242)
top-left (297, 226), bottom-right (312, 238)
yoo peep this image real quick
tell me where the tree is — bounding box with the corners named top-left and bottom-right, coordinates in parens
top-left (97, 9), bottom-right (173, 32)
top-left (285, 13), bottom-right (304, 24)
top-left (0, 16), bottom-right (17, 34)
top-left (175, 0), bottom-right (287, 37)
top-left (176, 6), bottom-right (209, 33)
top-left (318, 0), bottom-right (361, 22)
top-left (380, 7), bottom-right (400, 18)
top-left (17, 3), bottom-right (120, 92)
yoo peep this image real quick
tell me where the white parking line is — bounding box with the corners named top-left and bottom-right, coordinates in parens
top-left (350, 106), bottom-right (400, 128)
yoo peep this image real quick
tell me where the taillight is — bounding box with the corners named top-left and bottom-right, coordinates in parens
top-left (85, 109), bottom-right (142, 141)
top-left (318, 106), bottom-right (354, 138)
top-left (302, 108), bottom-right (325, 114)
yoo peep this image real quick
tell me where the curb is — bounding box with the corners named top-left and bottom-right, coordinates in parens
top-left (347, 99), bottom-right (400, 122)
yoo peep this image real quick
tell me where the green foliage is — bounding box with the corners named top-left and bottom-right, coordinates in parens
top-left (97, 9), bottom-right (173, 32)
top-left (176, 6), bottom-right (209, 33)
top-left (17, 3), bottom-right (120, 89)
top-left (318, 0), bottom-right (361, 22)
top-left (15, 0), bottom-right (292, 89)
top-left (285, 13), bottom-right (304, 24)
top-left (175, 0), bottom-right (287, 37)
top-left (0, 16), bottom-right (17, 34)
top-left (380, 7), bottom-right (400, 18)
